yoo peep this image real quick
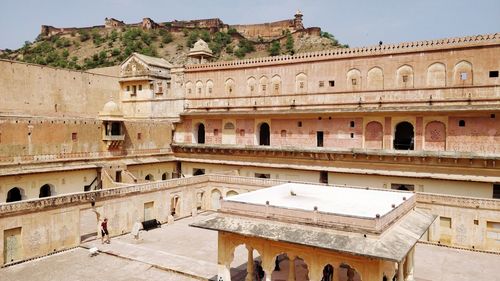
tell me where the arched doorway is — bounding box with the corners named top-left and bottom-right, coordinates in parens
top-left (196, 123), bottom-right (205, 144)
top-left (170, 195), bottom-right (181, 217)
top-left (271, 255), bottom-right (309, 281)
top-left (6, 187), bottom-right (22, 202)
top-left (258, 123), bottom-right (270, 146)
top-left (211, 189), bottom-right (222, 210)
top-left (39, 184), bottom-right (52, 198)
top-left (394, 122), bottom-right (414, 150)
top-left (322, 264), bottom-right (334, 281)
top-left (145, 174), bottom-right (154, 181)
top-left (339, 263), bottom-right (361, 281)
top-left (161, 172), bottom-right (169, 180)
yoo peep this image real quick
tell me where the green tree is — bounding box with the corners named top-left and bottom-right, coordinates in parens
top-left (285, 31), bottom-right (294, 55)
top-left (268, 41), bottom-right (281, 56)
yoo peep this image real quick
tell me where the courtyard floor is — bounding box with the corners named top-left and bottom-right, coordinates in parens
top-left (1, 212), bottom-right (499, 281)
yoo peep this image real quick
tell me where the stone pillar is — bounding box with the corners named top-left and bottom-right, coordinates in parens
top-left (245, 246), bottom-right (254, 281)
top-left (288, 256), bottom-right (296, 281)
top-left (333, 265), bottom-right (341, 281)
top-left (405, 247), bottom-right (415, 281)
top-left (397, 260), bottom-right (404, 281)
top-left (383, 117), bottom-right (392, 149)
top-left (217, 233), bottom-right (231, 281)
top-left (415, 117), bottom-right (423, 150)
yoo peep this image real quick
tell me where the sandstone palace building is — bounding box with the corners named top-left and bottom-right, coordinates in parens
top-left (0, 14), bottom-right (499, 281)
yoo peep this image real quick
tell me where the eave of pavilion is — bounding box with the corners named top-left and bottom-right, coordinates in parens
top-left (171, 143), bottom-right (500, 183)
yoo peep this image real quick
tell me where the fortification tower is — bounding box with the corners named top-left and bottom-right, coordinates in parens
top-left (294, 10), bottom-right (304, 29)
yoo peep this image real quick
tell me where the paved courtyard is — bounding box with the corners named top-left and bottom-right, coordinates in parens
top-left (1, 212), bottom-right (500, 281)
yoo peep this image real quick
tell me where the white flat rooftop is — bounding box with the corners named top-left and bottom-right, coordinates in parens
top-left (225, 183), bottom-right (413, 218)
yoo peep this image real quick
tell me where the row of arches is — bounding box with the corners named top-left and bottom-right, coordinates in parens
top-left (186, 60), bottom-right (473, 96)
top-left (194, 120), bottom-right (447, 151)
top-left (228, 243), bottom-right (364, 281)
top-left (5, 184), bottom-right (54, 203)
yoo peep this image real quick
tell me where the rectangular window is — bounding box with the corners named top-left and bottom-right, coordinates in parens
top-left (493, 184), bottom-right (500, 199)
top-left (208, 87), bottom-right (213, 94)
top-left (167, 82), bottom-right (171, 89)
top-left (297, 121), bottom-right (302, 127)
top-left (391, 183), bottom-right (415, 191)
top-left (350, 121), bottom-right (355, 128)
top-left (486, 221), bottom-right (500, 241)
top-left (299, 82), bottom-right (304, 89)
top-left (132, 85), bottom-right (137, 95)
top-left (350, 133), bottom-right (354, 138)
top-left (474, 219), bottom-right (479, 225)
top-left (352, 78), bottom-right (357, 85)
top-left (262, 85), bottom-right (266, 91)
top-left (320, 171), bottom-right (328, 184)
top-left (316, 131), bottom-right (324, 147)
top-left (329, 80), bottom-right (335, 87)
top-left (137, 133), bottom-right (142, 140)
top-left (250, 85), bottom-right (254, 92)
top-left (71, 132), bottom-right (77, 141)
top-left (255, 173), bottom-right (271, 179)
top-left (126, 85), bottom-right (130, 91)
top-left (197, 87), bottom-right (201, 94)
top-left (239, 129), bottom-right (245, 137)
top-left (188, 88), bottom-right (192, 94)
top-left (214, 129), bottom-right (219, 136)
top-left (460, 72), bottom-right (468, 80)
top-left (138, 85), bottom-right (142, 91)
top-left (149, 83), bottom-right (154, 90)
top-left (402, 75), bottom-right (408, 82)
top-left (319, 81), bottom-right (325, 87)
top-left (490, 71), bottom-right (499, 78)
top-left (440, 217), bottom-right (452, 229)
top-left (115, 171), bottom-right (122, 183)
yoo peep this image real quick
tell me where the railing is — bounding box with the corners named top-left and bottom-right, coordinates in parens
top-left (0, 148), bottom-right (173, 165)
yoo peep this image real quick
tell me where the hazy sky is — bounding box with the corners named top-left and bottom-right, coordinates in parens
top-left (0, 0), bottom-right (499, 50)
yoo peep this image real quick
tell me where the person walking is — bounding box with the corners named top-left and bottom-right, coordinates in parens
top-left (101, 218), bottom-right (110, 244)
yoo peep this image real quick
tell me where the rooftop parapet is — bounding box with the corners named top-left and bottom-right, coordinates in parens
top-left (185, 32), bottom-right (500, 71)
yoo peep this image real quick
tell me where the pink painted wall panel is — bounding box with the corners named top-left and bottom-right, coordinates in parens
top-left (236, 119), bottom-right (255, 145)
top-left (448, 117), bottom-right (500, 154)
top-left (424, 121), bottom-right (446, 151)
top-left (205, 119), bottom-right (222, 144)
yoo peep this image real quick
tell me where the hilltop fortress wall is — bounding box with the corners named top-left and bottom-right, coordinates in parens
top-left (0, 60), bottom-right (120, 117)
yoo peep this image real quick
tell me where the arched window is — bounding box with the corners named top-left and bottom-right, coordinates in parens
top-left (322, 264), bottom-right (334, 281)
top-left (185, 81), bottom-right (194, 95)
top-left (170, 195), bottom-right (180, 217)
top-left (394, 122), bottom-right (414, 150)
top-left (211, 189), bottom-right (222, 210)
top-left (367, 67), bottom-right (384, 90)
top-left (206, 80), bottom-right (214, 95)
top-left (247, 77), bottom-right (256, 95)
top-left (396, 65), bottom-right (414, 88)
top-left (258, 123), bottom-right (270, 146)
top-left (195, 123), bottom-right (205, 144)
top-left (225, 78), bottom-right (235, 95)
top-left (453, 60), bottom-right (473, 86)
top-left (226, 190), bottom-right (238, 197)
top-left (6, 187), bottom-right (22, 202)
top-left (193, 169), bottom-right (205, 176)
top-left (259, 76), bottom-right (268, 95)
top-left (195, 80), bottom-right (203, 95)
top-left (346, 68), bottom-right (361, 91)
top-left (145, 174), bottom-right (154, 181)
top-left (427, 63), bottom-right (446, 87)
top-left (161, 172), bottom-right (169, 180)
top-left (295, 73), bottom-right (308, 93)
top-left (39, 184), bottom-right (52, 198)
top-left (271, 75), bottom-right (281, 95)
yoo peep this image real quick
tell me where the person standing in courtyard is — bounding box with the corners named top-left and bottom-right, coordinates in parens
top-left (101, 218), bottom-right (110, 244)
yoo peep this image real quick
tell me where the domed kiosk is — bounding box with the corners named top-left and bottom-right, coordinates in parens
top-left (99, 100), bottom-right (125, 149)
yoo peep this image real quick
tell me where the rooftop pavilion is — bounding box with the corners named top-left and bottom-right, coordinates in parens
top-left (192, 183), bottom-right (436, 281)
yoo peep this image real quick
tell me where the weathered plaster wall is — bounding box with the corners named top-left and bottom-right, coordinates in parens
top-left (0, 60), bottom-right (119, 117)
top-left (0, 169), bottom-right (98, 203)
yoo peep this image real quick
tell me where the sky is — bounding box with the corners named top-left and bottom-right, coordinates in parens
top-left (0, 0), bottom-right (499, 50)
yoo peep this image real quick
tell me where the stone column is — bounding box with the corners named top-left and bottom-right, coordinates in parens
top-left (383, 117), bottom-right (392, 149)
top-left (405, 247), bottom-right (415, 281)
top-left (287, 256), bottom-right (296, 281)
top-left (332, 264), bottom-right (341, 281)
top-left (397, 260), bottom-right (404, 281)
top-left (217, 233), bottom-right (231, 281)
top-left (245, 246), bottom-right (254, 281)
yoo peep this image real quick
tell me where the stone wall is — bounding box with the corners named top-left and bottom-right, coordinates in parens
top-left (0, 117), bottom-right (172, 159)
top-left (0, 60), bottom-right (119, 117)
top-left (0, 175), bottom-right (498, 265)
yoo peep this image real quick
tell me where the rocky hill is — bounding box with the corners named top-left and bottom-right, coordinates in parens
top-left (0, 14), bottom-right (348, 70)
